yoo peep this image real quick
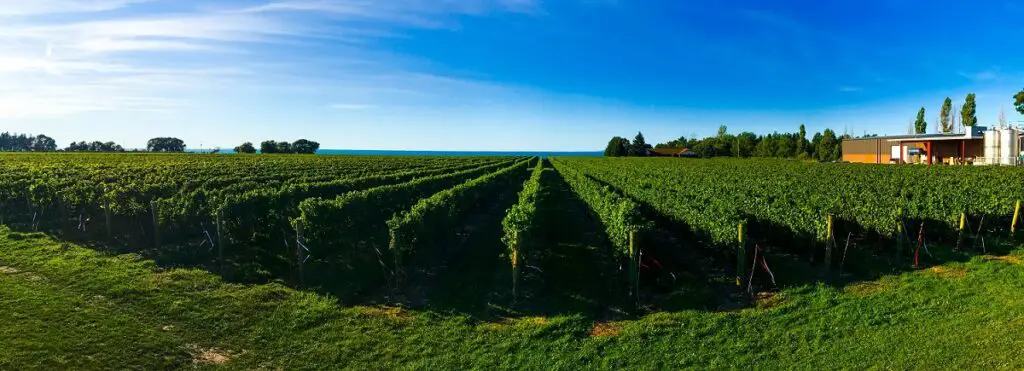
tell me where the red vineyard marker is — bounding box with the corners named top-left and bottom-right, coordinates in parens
top-left (747, 244), bottom-right (777, 293)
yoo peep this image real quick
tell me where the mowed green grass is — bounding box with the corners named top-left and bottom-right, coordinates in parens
top-left (2, 227), bottom-right (1024, 369)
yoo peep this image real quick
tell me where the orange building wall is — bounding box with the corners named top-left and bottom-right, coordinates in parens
top-left (843, 153), bottom-right (892, 164)
top-left (843, 139), bottom-right (983, 164)
top-left (842, 138), bottom-right (893, 164)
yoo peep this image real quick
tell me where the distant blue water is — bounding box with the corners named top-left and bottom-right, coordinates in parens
top-left (194, 149), bottom-right (602, 157)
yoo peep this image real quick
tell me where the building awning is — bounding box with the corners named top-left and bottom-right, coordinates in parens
top-left (886, 136), bottom-right (981, 143)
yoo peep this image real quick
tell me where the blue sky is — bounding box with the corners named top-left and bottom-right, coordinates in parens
top-left (1, 0), bottom-right (1023, 151)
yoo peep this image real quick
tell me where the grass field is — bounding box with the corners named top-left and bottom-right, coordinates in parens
top-left (4, 228), bottom-right (1024, 369)
top-left (4, 154), bottom-right (1024, 368)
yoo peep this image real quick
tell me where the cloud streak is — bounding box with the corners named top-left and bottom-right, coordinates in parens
top-left (0, 0), bottom-right (149, 16)
top-left (0, 0), bottom-right (542, 118)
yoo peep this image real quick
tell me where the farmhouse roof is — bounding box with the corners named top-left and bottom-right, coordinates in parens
top-left (652, 147), bottom-right (693, 156)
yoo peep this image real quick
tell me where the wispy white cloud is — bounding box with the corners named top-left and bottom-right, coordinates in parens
top-left (239, 0), bottom-right (542, 28)
top-left (329, 103), bottom-right (376, 110)
top-left (839, 86), bottom-right (863, 92)
top-left (0, 0), bottom-right (149, 16)
top-left (958, 69), bottom-right (1000, 82)
top-left (0, 0), bottom-right (542, 119)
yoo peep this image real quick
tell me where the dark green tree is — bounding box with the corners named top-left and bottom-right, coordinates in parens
top-left (604, 137), bottom-right (631, 157)
top-left (66, 141), bottom-right (85, 151)
top-left (0, 132), bottom-right (57, 152)
top-left (30, 135), bottom-right (57, 152)
top-left (712, 135), bottom-right (734, 157)
top-left (1014, 89), bottom-right (1024, 115)
top-left (940, 97), bottom-right (953, 133)
top-left (810, 132), bottom-right (823, 158)
top-left (656, 136), bottom-right (688, 149)
top-left (796, 125), bottom-right (807, 156)
top-left (260, 140), bottom-right (278, 154)
top-left (629, 132), bottom-right (651, 157)
top-left (146, 137), bottom-right (186, 152)
top-left (692, 141), bottom-right (716, 158)
top-left (817, 129), bottom-right (840, 161)
top-left (961, 93), bottom-right (977, 127)
top-left (734, 132), bottom-right (758, 158)
top-left (234, 142), bottom-right (257, 154)
top-left (775, 135), bottom-right (794, 158)
top-left (754, 134), bottom-right (777, 158)
top-left (291, 139), bottom-right (321, 154)
top-left (65, 141), bottom-right (123, 152)
top-left (914, 107), bottom-right (928, 134)
top-left (276, 141), bottom-right (293, 154)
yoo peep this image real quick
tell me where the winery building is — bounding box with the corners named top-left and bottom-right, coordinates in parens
top-left (842, 126), bottom-right (1024, 165)
top-left (650, 147), bottom-right (698, 157)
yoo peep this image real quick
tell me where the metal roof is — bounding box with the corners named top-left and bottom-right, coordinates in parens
top-left (844, 126), bottom-right (992, 143)
top-left (885, 135), bottom-right (983, 142)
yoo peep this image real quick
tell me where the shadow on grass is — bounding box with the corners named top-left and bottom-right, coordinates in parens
top-left (513, 163), bottom-right (630, 319)
top-left (6, 166), bottom-right (1021, 321)
top-left (387, 167), bottom-right (530, 319)
top-left (577, 172), bottom-right (1023, 312)
top-left (393, 160), bottom-right (635, 322)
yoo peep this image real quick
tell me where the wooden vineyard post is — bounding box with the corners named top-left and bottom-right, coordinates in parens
top-left (1012, 200), bottom-right (1021, 237)
top-left (59, 198), bottom-right (69, 234)
top-left (150, 201), bottom-right (160, 248)
top-left (629, 230), bottom-right (639, 302)
top-left (955, 212), bottom-right (966, 251)
top-left (824, 215), bottom-right (834, 271)
top-left (26, 191), bottom-right (36, 231)
top-left (974, 217), bottom-right (987, 254)
top-left (737, 223), bottom-right (746, 287)
top-left (895, 208), bottom-right (904, 258)
top-left (913, 222), bottom-right (925, 268)
top-left (512, 232), bottom-right (521, 303)
top-left (216, 208), bottom-right (224, 269)
top-left (840, 232), bottom-right (852, 272)
top-left (104, 195), bottom-right (113, 243)
top-left (391, 229), bottom-right (402, 286)
top-left (296, 219), bottom-right (305, 286)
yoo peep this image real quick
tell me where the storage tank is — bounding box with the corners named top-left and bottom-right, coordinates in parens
top-left (1001, 128), bottom-right (1022, 165)
top-left (984, 128), bottom-right (1000, 165)
top-left (999, 128), bottom-right (1015, 165)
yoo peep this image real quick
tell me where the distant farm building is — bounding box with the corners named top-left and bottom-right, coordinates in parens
top-left (842, 126), bottom-right (1024, 165)
top-left (651, 147), bottom-right (698, 158)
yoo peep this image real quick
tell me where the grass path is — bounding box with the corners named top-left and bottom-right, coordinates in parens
top-left (0, 263), bottom-right (189, 368)
top-left (405, 175), bottom-right (523, 317)
top-left (522, 165), bottom-right (627, 318)
top-left (3, 224), bottom-right (1024, 369)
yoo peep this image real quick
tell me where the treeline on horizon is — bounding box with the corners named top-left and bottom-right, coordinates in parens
top-left (0, 134), bottom-right (320, 155)
top-left (233, 140), bottom-right (320, 154)
top-left (605, 125), bottom-right (845, 161)
top-left (605, 88), bottom-right (1024, 161)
